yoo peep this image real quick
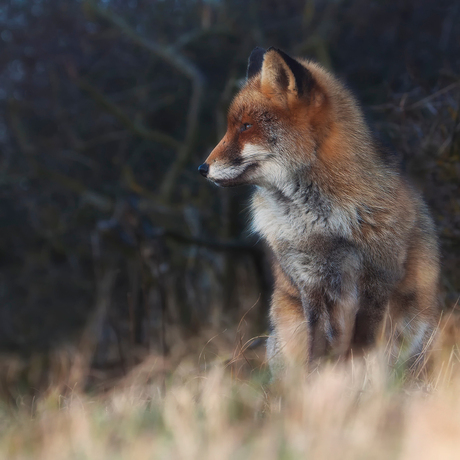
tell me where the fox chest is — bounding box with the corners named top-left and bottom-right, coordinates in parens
top-left (251, 189), bottom-right (352, 249)
top-left (251, 196), bottom-right (311, 248)
top-left (251, 190), bottom-right (362, 290)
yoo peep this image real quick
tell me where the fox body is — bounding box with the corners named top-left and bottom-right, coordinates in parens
top-left (199, 47), bottom-right (440, 373)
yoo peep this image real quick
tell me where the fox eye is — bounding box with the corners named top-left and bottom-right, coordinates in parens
top-left (241, 123), bottom-right (253, 132)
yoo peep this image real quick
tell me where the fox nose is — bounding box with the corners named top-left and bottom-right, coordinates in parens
top-left (198, 163), bottom-right (209, 177)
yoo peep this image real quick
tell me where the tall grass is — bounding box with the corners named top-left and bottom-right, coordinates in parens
top-left (1, 313), bottom-right (460, 460)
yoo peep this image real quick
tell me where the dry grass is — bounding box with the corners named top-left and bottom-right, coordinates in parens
top-left (1, 312), bottom-right (460, 460)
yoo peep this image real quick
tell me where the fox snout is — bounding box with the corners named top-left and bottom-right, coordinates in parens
top-left (198, 136), bottom-right (248, 187)
top-left (198, 163), bottom-right (209, 177)
top-left (198, 146), bottom-right (258, 187)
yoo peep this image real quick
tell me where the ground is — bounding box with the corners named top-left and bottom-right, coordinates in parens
top-left (1, 308), bottom-right (460, 460)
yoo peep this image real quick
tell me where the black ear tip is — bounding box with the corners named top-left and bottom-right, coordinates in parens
top-left (248, 46), bottom-right (266, 60)
top-left (251, 46), bottom-right (266, 54)
top-left (247, 47), bottom-right (267, 80)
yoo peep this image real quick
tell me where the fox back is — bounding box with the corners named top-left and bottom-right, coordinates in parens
top-left (200, 47), bottom-right (440, 375)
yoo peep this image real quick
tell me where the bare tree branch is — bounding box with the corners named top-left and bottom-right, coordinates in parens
top-left (9, 101), bottom-right (113, 212)
top-left (159, 71), bottom-right (204, 200)
top-left (172, 26), bottom-right (231, 51)
top-left (77, 78), bottom-right (181, 150)
top-left (85, 0), bottom-right (206, 201)
top-left (68, 269), bottom-right (117, 391)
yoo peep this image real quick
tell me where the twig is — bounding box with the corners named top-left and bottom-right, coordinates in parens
top-left (77, 78), bottom-right (181, 149)
top-left (9, 101), bottom-right (113, 212)
top-left (162, 229), bottom-right (261, 254)
top-left (85, 0), bottom-right (206, 201)
top-left (68, 269), bottom-right (117, 392)
top-left (406, 81), bottom-right (460, 110)
top-left (370, 82), bottom-right (460, 112)
top-left (449, 91), bottom-right (460, 158)
top-left (172, 26), bottom-right (231, 51)
top-left (159, 68), bottom-right (204, 200)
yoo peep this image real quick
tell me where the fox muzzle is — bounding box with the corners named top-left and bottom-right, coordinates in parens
top-left (198, 163), bottom-right (209, 177)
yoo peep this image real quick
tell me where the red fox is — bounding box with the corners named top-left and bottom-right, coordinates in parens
top-left (199, 47), bottom-right (440, 375)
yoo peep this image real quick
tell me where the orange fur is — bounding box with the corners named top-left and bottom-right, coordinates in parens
top-left (200, 47), bottom-right (441, 377)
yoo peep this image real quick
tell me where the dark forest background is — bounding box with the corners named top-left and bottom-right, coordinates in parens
top-left (1, 0), bottom-right (459, 392)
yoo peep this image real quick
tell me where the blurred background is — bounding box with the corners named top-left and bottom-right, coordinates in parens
top-left (1, 0), bottom-right (459, 394)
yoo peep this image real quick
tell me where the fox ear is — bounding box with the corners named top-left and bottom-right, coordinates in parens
top-left (247, 47), bottom-right (266, 80)
top-left (260, 47), bottom-right (314, 99)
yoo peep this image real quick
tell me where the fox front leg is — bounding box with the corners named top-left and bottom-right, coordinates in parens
top-left (351, 267), bottom-right (394, 355)
top-left (268, 284), bottom-right (309, 376)
top-left (300, 270), bottom-right (361, 363)
top-left (301, 289), bottom-right (335, 363)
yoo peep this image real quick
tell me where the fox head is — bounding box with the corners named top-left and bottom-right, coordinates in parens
top-left (199, 47), bottom-right (331, 189)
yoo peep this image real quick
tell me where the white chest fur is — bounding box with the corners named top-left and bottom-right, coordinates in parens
top-left (251, 187), bottom-right (355, 249)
